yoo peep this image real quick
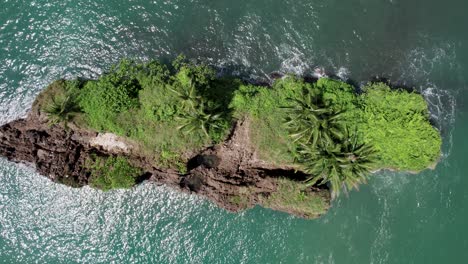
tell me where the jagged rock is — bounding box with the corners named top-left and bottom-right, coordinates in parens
top-left (0, 108), bottom-right (330, 218)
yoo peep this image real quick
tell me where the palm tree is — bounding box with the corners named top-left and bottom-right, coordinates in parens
top-left (283, 87), bottom-right (377, 198)
top-left (168, 80), bottom-right (201, 110)
top-left (176, 102), bottom-right (222, 138)
top-left (297, 131), bottom-right (377, 198)
top-left (297, 143), bottom-right (342, 189)
top-left (43, 94), bottom-right (81, 129)
top-left (283, 89), bottom-right (345, 148)
top-left (339, 132), bottom-right (377, 191)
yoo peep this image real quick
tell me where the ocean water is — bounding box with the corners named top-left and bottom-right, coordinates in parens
top-left (0, 0), bottom-right (467, 263)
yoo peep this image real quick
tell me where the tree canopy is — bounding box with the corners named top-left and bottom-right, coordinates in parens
top-left (40, 58), bottom-right (442, 194)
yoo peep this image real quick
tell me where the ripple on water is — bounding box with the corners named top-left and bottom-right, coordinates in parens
top-left (0, 160), bottom-right (215, 263)
top-left (0, 0), bottom-right (465, 263)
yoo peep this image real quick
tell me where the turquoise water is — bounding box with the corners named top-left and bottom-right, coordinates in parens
top-left (0, 0), bottom-right (466, 263)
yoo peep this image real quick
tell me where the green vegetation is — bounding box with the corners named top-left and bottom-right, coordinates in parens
top-left (283, 87), bottom-right (345, 148)
top-left (39, 58), bottom-right (441, 196)
top-left (280, 85), bottom-right (376, 197)
top-left (232, 76), bottom-right (441, 196)
top-left (296, 131), bottom-right (377, 198)
top-left (259, 178), bottom-right (330, 218)
top-left (86, 155), bottom-right (141, 191)
top-left (40, 80), bottom-right (81, 129)
top-left (229, 77), bottom-right (305, 164)
top-left (41, 57), bottom-right (233, 171)
top-left (43, 93), bottom-right (80, 128)
top-left (357, 83), bottom-right (442, 171)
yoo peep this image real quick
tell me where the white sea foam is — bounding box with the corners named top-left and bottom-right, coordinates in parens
top-left (278, 45), bottom-right (311, 76)
top-left (336, 67), bottom-right (351, 81)
top-left (402, 40), bottom-right (458, 160)
top-left (421, 86), bottom-right (457, 160)
top-left (0, 1), bottom-right (465, 263)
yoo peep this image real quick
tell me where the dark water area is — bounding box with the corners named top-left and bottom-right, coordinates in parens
top-left (0, 0), bottom-right (467, 263)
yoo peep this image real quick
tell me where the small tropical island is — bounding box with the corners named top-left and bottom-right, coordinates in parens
top-left (0, 57), bottom-right (442, 219)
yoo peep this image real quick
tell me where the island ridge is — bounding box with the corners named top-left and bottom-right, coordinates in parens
top-left (0, 57), bottom-right (442, 218)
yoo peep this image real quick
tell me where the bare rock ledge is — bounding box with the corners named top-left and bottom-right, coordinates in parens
top-left (0, 101), bottom-right (330, 219)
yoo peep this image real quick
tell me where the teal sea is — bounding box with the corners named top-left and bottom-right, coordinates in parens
top-left (0, 1), bottom-right (467, 263)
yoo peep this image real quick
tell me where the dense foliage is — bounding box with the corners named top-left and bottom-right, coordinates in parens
top-left (258, 178), bottom-right (330, 218)
top-left (231, 76), bottom-right (441, 196)
top-left (229, 77), bottom-right (305, 164)
top-left (78, 60), bottom-right (141, 133)
top-left (40, 58), bottom-right (441, 195)
top-left (67, 57), bottom-right (233, 169)
top-left (296, 132), bottom-right (377, 197)
top-left (357, 83), bottom-right (442, 171)
top-left (42, 80), bottom-right (81, 129)
top-left (87, 156), bottom-right (141, 191)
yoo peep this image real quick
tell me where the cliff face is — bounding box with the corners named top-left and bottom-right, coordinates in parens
top-left (0, 108), bottom-right (330, 219)
top-left (0, 118), bottom-right (94, 187)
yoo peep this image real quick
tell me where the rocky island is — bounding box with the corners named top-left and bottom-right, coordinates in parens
top-left (0, 57), bottom-right (442, 219)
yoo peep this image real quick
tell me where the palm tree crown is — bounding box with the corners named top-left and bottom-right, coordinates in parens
top-left (283, 88), bottom-right (345, 148)
top-left (296, 131), bottom-right (377, 198)
top-left (283, 87), bottom-right (377, 198)
top-left (44, 94), bottom-right (81, 129)
top-left (176, 102), bottom-right (222, 137)
top-left (170, 77), bottom-right (224, 139)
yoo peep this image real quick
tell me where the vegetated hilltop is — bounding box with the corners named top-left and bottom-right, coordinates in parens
top-left (0, 56), bottom-right (442, 218)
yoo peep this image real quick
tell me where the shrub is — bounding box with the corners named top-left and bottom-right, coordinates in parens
top-left (78, 60), bottom-right (141, 133)
top-left (229, 76), bottom-right (307, 165)
top-left (87, 156), bottom-right (141, 191)
top-left (357, 83), bottom-right (442, 170)
top-left (43, 58), bottom-right (441, 193)
top-left (75, 59), bottom-right (233, 170)
top-left (259, 178), bottom-right (330, 218)
top-left (230, 77), bottom-right (440, 196)
top-left (315, 78), bottom-right (357, 113)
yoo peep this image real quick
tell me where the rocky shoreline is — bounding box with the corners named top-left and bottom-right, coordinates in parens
top-left (0, 99), bottom-right (330, 219)
top-left (0, 62), bottom-right (441, 220)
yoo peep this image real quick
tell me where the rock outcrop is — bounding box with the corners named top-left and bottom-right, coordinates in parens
top-left (0, 99), bottom-right (330, 218)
